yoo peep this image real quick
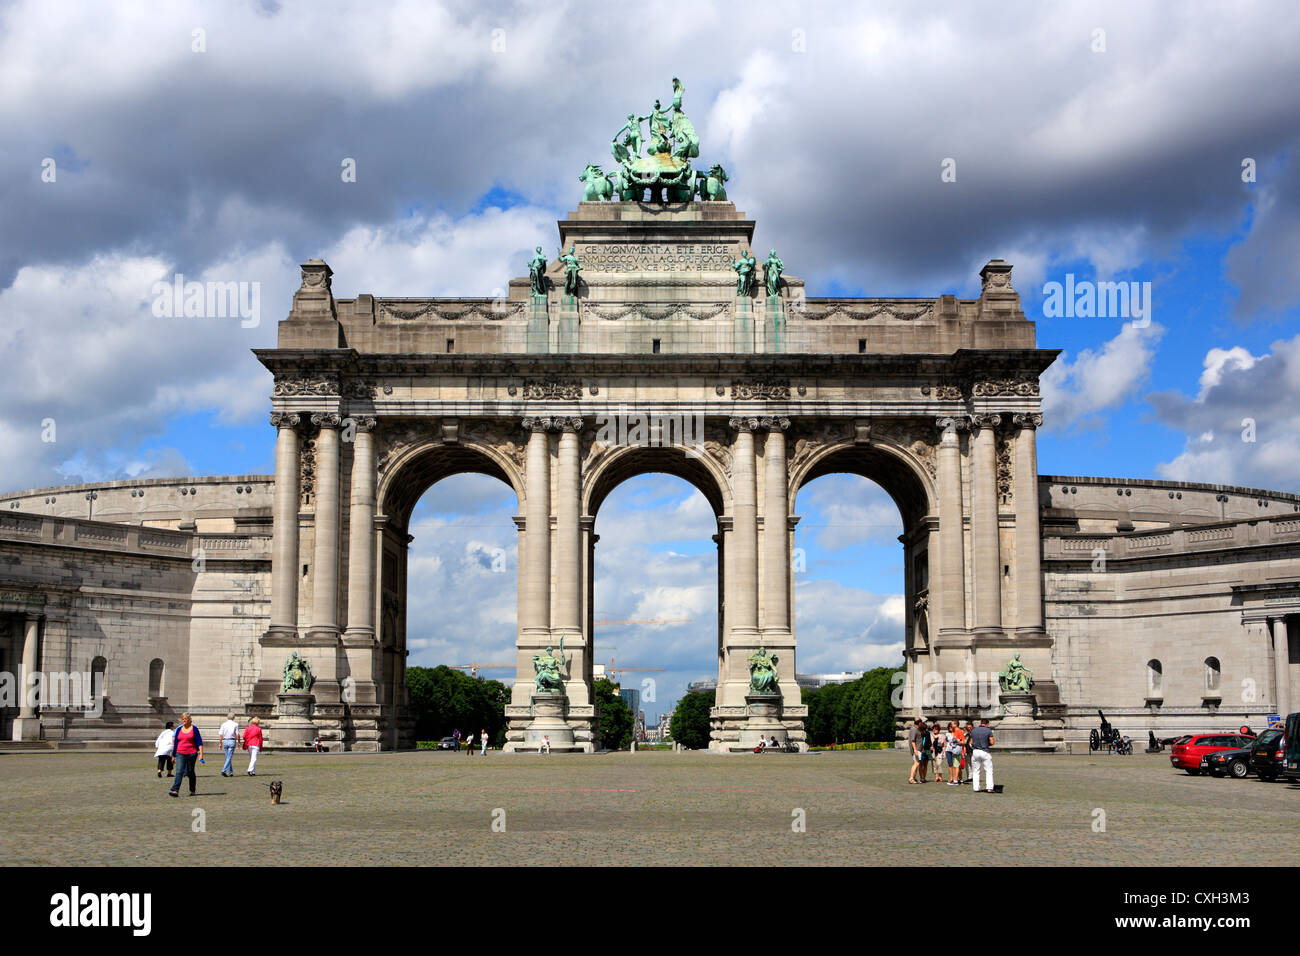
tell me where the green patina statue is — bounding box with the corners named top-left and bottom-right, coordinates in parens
top-left (998, 653), bottom-right (1034, 694)
top-left (587, 78), bottom-right (706, 203)
top-left (695, 163), bottom-right (728, 201)
top-left (527, 246), bottom-right (548, 297)
top-left (533, 633), bottom-right (566, 694)
top-left (763, 249), bottom-right (784, 297)
top-left (557, 245), bottom-right (582, 296)
top-left (580, 164), bottom-right (613, 202)
top-left (281, 651), bottom-right (314, 693)
top-left (732, 248), bottom-right (757, 296)
top-left (747, 646), bottom-right (780, 695)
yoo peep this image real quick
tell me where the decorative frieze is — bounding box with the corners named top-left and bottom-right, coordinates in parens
top-left (731, 379), bottom-right (791, 400)
top-left (519, 379), bottom-right (584, 401)
top-left (586, 303), bottom-right (730, 322)
top-left (274, 377), bottom-right (339, 398)
top-left (299, 437), bottom-right (317, 499)
top-left (997, 435), bottom-right (1014, 504)
top-left (343, 381), bottom-right (376, 401)
top-left (972, 376), bottom-right (1039, 397)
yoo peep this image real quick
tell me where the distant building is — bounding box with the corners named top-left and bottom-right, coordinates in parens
top-left (797, 672), bottom-right (864, 689)
top-left (619, 687), bottom-right (640, 715)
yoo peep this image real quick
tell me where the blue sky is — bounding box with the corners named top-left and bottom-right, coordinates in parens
top-left (3, 1), bottom-right (1300, 720)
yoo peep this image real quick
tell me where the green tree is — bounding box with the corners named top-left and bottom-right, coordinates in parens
top-left (594, 678), bottom-right (634, 750)
top-left (669, 689), bottom-right (714, 749)
top-left (404, 665), bottom-right (509, 747)
top-left (801, 663), bottom-right (905, 745)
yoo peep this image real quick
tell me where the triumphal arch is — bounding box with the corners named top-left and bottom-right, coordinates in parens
top-left (251, 81), bottom-right (1056, 751)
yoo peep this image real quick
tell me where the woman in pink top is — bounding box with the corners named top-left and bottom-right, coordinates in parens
top-left (168, 712), bottom-right (204, 798)
top-left (241, 717), bottom-right (264, 776)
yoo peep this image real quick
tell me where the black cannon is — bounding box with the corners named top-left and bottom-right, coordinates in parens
top-left (1089, 709), bottom-right (1132, 754)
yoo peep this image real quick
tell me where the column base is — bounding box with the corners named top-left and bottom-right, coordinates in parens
top-left (12, 715), bottom-right (40, 741)
top-left (303, 627), bottom-right (341, 645)
top-left (262, 626), bottom-right (301, 645)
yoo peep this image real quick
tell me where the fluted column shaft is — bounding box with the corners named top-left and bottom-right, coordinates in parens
top-left (18, 616), bottom-right (39, 719)
top-left (522, 419), bottom-right (552, 633)
top-left (555, 419), bottom-right (583, 635)
top-left (762, 422), bottom-right (790, 634)
top-left (1012, 414), bottom-right (1044, 633)
top-left (1274, 617), bottom-right (1292, 718)
top-left (729, 419), bottom-right (759, 633)
top-left (970, 414), bottom-right (1002, 633)
top-left (345, 417), bottom-right (377, 637)
top-left (310, 413), bottom-right (342, 635)
top-left (270, 412), bottom-right (301, 634)
top-left (936, 417), bottom-right (968, 635)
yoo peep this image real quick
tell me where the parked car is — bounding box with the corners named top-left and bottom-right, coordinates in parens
top-left (1170, 732), bottom-right (1255, 775)
top-left (436, 736), bottom-right (458, 750)
top-left (1248, 728), bottom-right (1286, 781)
top-left (1286, 714), bottom-right (1300, 782)
top-left (1206, 745), bottom-right (1253, 778)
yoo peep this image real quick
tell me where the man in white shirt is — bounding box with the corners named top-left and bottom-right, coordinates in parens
top-left (154, 721), bottom-right (175, 778)
top-left (218, 713), bottom-right (240, 777)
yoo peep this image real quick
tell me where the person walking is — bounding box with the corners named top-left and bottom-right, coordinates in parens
top-left (970, 718), bottom-right (996, 793)
top-left (931, 722), bottom-right (947, 782)
top-left (453, 728), bottom-right (462, 752)
top-left (479, 729), bottom-right (488, 756)
top-left (907, 718), bottom-right (925, 783)
top-left (242, 717), bottom-right (263, 776)
top-left (465, 731), bottom-right (475, 756)
top-left (918, 721), bottom-right (933, 783)
top-left (154, 721), bottom-right (175, 778)
top-left (218, 712), bottom-right (240, 777)
top-left (168, 713), bottom-right (204, 798)
top-left (962, 721), bottom-right (975, 785)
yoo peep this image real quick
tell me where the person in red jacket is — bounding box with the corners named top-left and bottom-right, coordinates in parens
top-left (241, 717), bottom-right (264, 776)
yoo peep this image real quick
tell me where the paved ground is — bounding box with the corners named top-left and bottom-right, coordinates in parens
top-left (1, 749), bottom-right (1296, 866)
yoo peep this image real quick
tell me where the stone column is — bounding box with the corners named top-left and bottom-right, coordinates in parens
top-left (521, 418), bottom-right (552, 637)
top-left (269, 412), bottom-right (301, 637)
top-left (1274, 617), bottom-right (1292, 718)
top-left (729, 417), bottom-right (759, 636)
top-left (762, 418), bottom-right (791, 635)
top-left (1012, 414), bottom-right (1044, 633)
top-left (345, 417), bottom-right (378, 638)
top-left (554, 418), bottom-right (583, 637)
top-left (309, 412), bottom-right (342, 638)
top-left (970, 414), bottom-right (1002, 635)
top-left (936, 417), bottom-right (969, 636)
top-left (13, 614), bottom-right (41, 740)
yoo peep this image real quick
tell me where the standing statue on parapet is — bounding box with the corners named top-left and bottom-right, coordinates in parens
top-left (527, 246), bottom-right (548, 297)
top-left (732, 249), bottom-right (757, 296)
top-left (557, 245), bottom-right (582, 296)
top-left (533, 633), bottom-right (566, 694)
top-left (763, 249), bottom-right (784, 297)
top-left (747, 646), bottom-right (780, 695)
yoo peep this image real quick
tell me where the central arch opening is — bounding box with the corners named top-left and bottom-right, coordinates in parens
top-left (585, 445), bottom-right (729, 746)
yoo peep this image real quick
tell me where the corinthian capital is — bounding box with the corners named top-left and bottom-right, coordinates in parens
top-left (558, 416), bottom-right (585, 434)
top-left (728, 416), bottom-right (759, 433)
top-left (311, 412), bottom-right (342, 429)
top-left (759, 416), bottom-right (791, 432)
top-left (1012, 413), bottom-right (1043, 430)
top-left (972, 413), bottom-right (1002, 431)
top-left (270, 411), bottom-right (301, 429)
top-left (935, 415), bottom-right (971, 433)
top-left (350, 415), bottom-right (378, 432)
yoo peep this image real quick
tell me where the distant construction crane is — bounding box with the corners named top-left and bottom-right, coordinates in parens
top-left (449, 662), bottom-right (513, 678)
top-left (604, 657), bottom-right (666, 683)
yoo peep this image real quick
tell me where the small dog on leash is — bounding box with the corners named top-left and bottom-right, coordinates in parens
top-left (268, 780), bottom-right (283, 805)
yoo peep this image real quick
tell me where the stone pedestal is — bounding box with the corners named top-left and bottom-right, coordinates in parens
top-left (994, 693), bottom-right (1052, 752)
top-left (273, 692), bottom-right (318, 748)
top-left (511, 692), bottom-right (584, 753)
top-left (11, 716), bottom-right (41, 741)
top-left (527, 298), bottom-right (549, 353)
top-left (731, 693), bottom-right (789, 751)
top-left (733, 297), bottom-right (753, 353)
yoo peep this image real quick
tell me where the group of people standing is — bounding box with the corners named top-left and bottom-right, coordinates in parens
top-left (907, 717), bottom-right (997, 792)
top-left (153, 712), bottom-right (264, 797)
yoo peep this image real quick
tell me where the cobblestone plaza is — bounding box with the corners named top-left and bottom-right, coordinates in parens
top-left (2, 750), bottom-right (1296, 867)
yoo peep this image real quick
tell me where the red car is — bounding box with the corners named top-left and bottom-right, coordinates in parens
top-left (1170, 732), bottom-right (1256, 775)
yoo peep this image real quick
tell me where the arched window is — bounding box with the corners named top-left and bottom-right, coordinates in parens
top-left (1204, 657), bottom-right (1221, 693)
top-left (1146, 659), bottom-right (1163, 696)
top-left (149, 659), bottom-right (165, 698)
top-left (90, 656), bottom-right (107, 699)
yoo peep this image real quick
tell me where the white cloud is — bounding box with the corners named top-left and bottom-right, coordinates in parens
top-left (1040, 320), bottom-right (1164, 430)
